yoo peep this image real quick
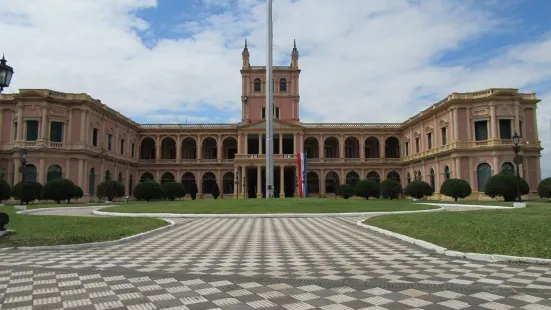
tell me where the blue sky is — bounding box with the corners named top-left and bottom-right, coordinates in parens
top-left (0, 0), bottom-right (550, 174)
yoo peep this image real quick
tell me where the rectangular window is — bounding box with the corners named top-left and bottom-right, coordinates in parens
top-left (107, 134), bottom-right (113, 151)
top-left (405, 141), bottom-right (409, 156)
top-left (262, 107), bottom-right (280, 119)
top-left (499, 119), bottom-right (512, 139)
top-left (131, 143), bottom-right (135, 158)
top-left (427, 132), bottom-right (432, 150)
top-left (92, 128), bottom-right (99, 146)
top-left (50, 122), bottom-right (64, 142)
top-left (441, 127), bottom-right (447, 145)
top-left (474, 120), bottom-right (489, 141)
top-left (25, 120), bottom-right (39, 141)
top-left (415, 137), bottom-right (420, 153)
top-left (120, 139), bottom-right (125, 154)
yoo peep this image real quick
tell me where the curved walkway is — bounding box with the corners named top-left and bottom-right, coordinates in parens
top-left (1, 205), bottom-right (550, 309)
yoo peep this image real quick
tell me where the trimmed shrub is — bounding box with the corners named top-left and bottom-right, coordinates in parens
top-left (336, 184), bottom-right (355, 199)
top-left (440, 178), bottom-right (472, 201)
top-left (484, 172), bottom-right (529, 201)
top-left (404, 180), bottom-right (434, 199)
top-left (97, 180), bottom-right (125, 201)
top-left (380, 179), bottom-right (403, 199)
top-left (133, 181), bottom-right (164, 202)
top-left (354, 179), bottom-right (380, 200)
top-left (212, 183), bottom-right (220, 199)
top-left (41, 179), bottom-right (80, 203)
top-left (162, 182), bottom-right (186, 201)
top-left (537, 177), bottom-right (551, 198)
top-left (13, 181), bottom-right (41, 204)
top-left (74, 186), bottom-right (84, 201)
top-left (189, 182), bottom-right (198, 200)
top-left (0, 180), bottom-right (12, 202)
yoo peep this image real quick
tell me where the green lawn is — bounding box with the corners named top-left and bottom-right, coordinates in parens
top-left (102, 199), bottom-right (442, 214)
top-left (364, 203), bottom-right (551, 258)
top-left (0, 206), bottom-right (168, 248)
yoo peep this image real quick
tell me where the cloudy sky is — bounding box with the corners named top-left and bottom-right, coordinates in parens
top-left (1, 0), bottom-right (550, 175)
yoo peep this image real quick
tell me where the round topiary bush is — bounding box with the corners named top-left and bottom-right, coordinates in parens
top-left (440, 178), bottom-right (472, 201)
top-left (354, 179), bottom-right (380, 199)
top-left (74, 186), bottom-right (84, 201)
top-left (380, 179), bottom-right (403, 199)
top-left (189, 182), bottom-right (198, 200)
top-left (212, 183), bottom-right (220, 199)
top-left (13, 181), bottom-right (42, 204)
top-left (97, 180), bottom-right (125, 201)
top-left (0, 179), bottom-right (12, 202)
top-left (162, 182), bottom-right (186, 201)
top-left (404, 180), bottom-right (434, 199)
top-left (134, 180), bottom-right (164, 202)
top-left (41, 178), bottom-right (80, 203)
top-left (537, 177), bottom-right (551, 199)
top-left (336, 184), bottom-right (355, 199)
top-left (484, 172), bottom-right (529, 201)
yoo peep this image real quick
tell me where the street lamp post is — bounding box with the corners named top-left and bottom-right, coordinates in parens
top-left (512, 132), bottom-right (524, 201)
top-left (0, 55), bottom-right (14, 94)
top-left (19, 150), bottom-right (28, 205)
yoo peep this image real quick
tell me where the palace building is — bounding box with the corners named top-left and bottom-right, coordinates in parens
top-left (0, 42), bottom-right (543, 200)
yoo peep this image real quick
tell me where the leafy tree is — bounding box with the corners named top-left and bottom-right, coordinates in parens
top-left (404, 180), bottom-right (434, 199)
top-left (41, 179), bottom-right (80, 203)
top-left (380, 179), bottom-right (403, 199)
top-left (354, 179), bottom-right (380, 200)
top-left (485, 172), bottom-right (529, 201)
top-left (133, 181), bottom-right (164, 202)
top-left (97, 180), bottom-right (125, 201)
top-left (440, 178), bottom-right (472, 201)
top-left (0, 180), bottom-right (12, 202)
top-left (13, 181), bottom-right (42, 204)
top-left (212, 183), bottom-right (220, 199)
top-left (189, 182), bottom-right (198, 200)
top-left (74, 186), bottom-right (84, 201)
top-left (162, 182), bottom-right (186, 201)
top-left (336, 184), bottom-right (355, 199)
top-left (537, 177), bottom-right (551, 199)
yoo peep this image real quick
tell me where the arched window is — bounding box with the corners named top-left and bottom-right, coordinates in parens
top-left (23, 164), bottom-right (37, 182)
top-left (104, 170), bottom-right (112, 181)
top-left (366, 171), bottom-right (380, 183)
top-left (89, 168), bottom-right (96, 195)
top-left (444, 166), bottom-right (450, 180)
top-left (501, 162), bottom-right (515, 174)
top-left (279, 78), bottom-right (287, 92)
top-left (386, 171), bottom-right (400, 183)
top-left (47, 165), bottom-right (62, 182)
top-left (140, 172), bottom-right (154, 182)
top-left (429, 168), bottom-right (435, 190)
top-left (406, 172), bottom-right (411, 184)
top-left (477, 163), bottom-right (492, 192)
top-left (254, 78), bottom-right (262, 92)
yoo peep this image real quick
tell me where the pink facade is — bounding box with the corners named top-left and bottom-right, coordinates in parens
top-left (0, 43), bottom-right (543, 200)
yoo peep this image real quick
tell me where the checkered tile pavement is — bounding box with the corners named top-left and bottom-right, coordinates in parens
top-left (2, 217), bottom-right (551, 291)
top-left (1, 266), bottom-right (551, 310)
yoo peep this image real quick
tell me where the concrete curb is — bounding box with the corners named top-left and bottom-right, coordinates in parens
top-left (16, 205), bottom-right (120, 215)
top-left (91, 207), bottom-right (444, 218)
top-left (0, 218), bottom-right (175, 252)
top-left (420, 203), bottom-right (518, 209)
top-left (356, 221), bottom-right (551, 265)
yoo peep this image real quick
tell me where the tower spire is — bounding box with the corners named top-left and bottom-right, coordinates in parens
top-left (293, 39), bottom-right (297, 51)
top-left (244, 39), bottom-right (248, 51)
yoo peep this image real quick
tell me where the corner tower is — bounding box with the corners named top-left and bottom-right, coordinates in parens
top-left (240, 40), bottom-right (301, 123)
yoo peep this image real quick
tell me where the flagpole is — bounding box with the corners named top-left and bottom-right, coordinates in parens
top-left (265, 0), bottom-right (274, 198)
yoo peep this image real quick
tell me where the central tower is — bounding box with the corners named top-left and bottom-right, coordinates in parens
top-left (240, 40), bottom-right (301, 123)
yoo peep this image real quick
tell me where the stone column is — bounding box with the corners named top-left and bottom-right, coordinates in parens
top-left (244, 134), bottom-right (248, 154)
top-left (197, 136), bottom-right (202, 160)
top-left (279, 134), bottom-right (283, 154)
top-left (513, 103), bottom-right (520, 135)
top-left (279, 166), bottom-right (285, 198)
top-left (233, 166), bottom-right (238, 198)
top-left (293, 133), bottom-right (297, 153)
top-left (493, 155), bottom-right (499, 175)
top-left (339, 136), bottom-right (345, 159)
top-left (453, 108), bottom-right (459, 141)
top-left (16, 105), bottom-right (23, 142)
top-left (241, 166), bottom-right (246, 198)
top-left (42, 106), bottom-right (50, 140)
top-left (65, 159), bottom-right (71, 181)
top-left (38, 158), bottom-right (45, 184)
top-left (319, 136), bottom-right (324, 159)
top-left (435, 159), bottom-right (440, 192)
top-left (197, 172), bottom-right (203, 198)
top-left (256, 166), bottom-right (262, 198)
top-left (258, 134), bottom-right (262, 155)
top-left (360, 135), bottom-right (365, 160)
top-left (176, 136), bottom-right (182, 161)
top-left (490, 104), bottom-right (497, 139)
top-left (67, 108), bottom-right (73, 144)
top-left (217, 135), bottom-right (222, 161)
top-left (455, 157), bottom-right (461, 179)
top-left (155, 135), bottom-right (161, 160)
top-left (237, 134), bottom-right (242, 154)
top-left (320, 169), bottom-right (325, 197)
top-left (468, 157), bottom-right (474, 187)
top-left (13, 158), bottom-right (20, 184)
top-left (299, 133), bottom-right (304, 153)
top-left (79, 110), bottom-right (86, 142)
top-left (77, 158), bottom-right (83, 186)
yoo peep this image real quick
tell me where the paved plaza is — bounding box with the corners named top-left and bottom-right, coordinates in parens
top-left (1, 208), bottom-right (551, 309)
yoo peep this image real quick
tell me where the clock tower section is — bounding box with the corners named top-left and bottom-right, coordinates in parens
top-left (240, 40), bottom-right (301, 123)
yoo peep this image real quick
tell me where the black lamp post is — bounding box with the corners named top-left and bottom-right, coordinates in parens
top-left (235, 170), bottom-right (240, 199)
top-left (243, 176), bottom-right (247, 199)
top-left (0, 55), bottom-right (14, 94)
top-left (512, 132), bottom-right (524, 201)
top-left (19, 149), bottom-right (28, 205)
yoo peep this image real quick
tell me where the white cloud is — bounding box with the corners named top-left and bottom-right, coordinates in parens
top-left (0, 0), bottom-right (550, 175)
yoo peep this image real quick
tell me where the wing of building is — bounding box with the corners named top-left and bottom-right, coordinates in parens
top-left (0, 42), bottom-right (543, 200)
